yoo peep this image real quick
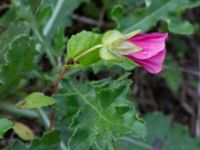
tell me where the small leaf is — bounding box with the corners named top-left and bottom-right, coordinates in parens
top-left (67, 30), bottom-right (102, 65)
top-left (13, 122), bottom-right (35, 141)
top-left (16, 92), bottom-right (55, 109)
top-left (0, 118), bottom-right (13, 139)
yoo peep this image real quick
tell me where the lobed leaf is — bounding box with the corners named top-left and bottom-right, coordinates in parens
top-left (111, 0), bottom-right (200, 35)
top-left (54, 78), bottom-right (146, 150)
top-left (0, 36), bottom-right (36, 98)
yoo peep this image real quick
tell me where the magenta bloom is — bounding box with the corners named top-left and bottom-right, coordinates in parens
top-left (126, 33), bottom-right (168, 74)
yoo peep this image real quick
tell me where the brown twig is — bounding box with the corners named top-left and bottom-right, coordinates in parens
top-left (51, 67), bottom-right (70, 93)
top-left (49, 59), bottom-right (74, 130)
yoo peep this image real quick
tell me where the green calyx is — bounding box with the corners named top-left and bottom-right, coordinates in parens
top-left (100, 30), bottom-right (142, 60)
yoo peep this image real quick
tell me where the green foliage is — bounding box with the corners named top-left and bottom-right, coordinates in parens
top-left (5, 140), bottom-right (28, 150)
top-left (0, 118), bottom-right (13, 139)
top-left (0, 36), bottom-right (36, 98)
top-left (40, 0), bottom-right (90, 41)
top-left (112, 0), bottom-right (200, 34)
top-left (0, 0), bottom-right (199, 150)
top-left (91, 58), bottom-right (137, 73)
top-left (146, 113), bottom-right (200, 150)
top-left (54, 78), bottom-right (146, 150)
top-left (0, 23), bottom-right (29, 56)
top-left (16, 92), bottom-right (55, 109)
top-left (30, 130), bottom-right (61, 150)
top-left (53, 27), bottom-right (67, 57)
top-left (163, 125), bottom-right (200, 150)
top-left (161, 55), bottom-right (182, 93)
top-left (6, 131), bottom-right (61, 150)
top-left (118, 112), bottom-right (200, 150)
top-left (67, 31), bottom-right (102, 65)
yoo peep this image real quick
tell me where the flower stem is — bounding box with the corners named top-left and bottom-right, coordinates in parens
top-left (73, 44), bottom-right (102, 62)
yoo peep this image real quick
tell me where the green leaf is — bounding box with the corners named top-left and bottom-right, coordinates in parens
top-left (111, 0), bottom-right (200, 35)
top-left (13, 122), bottom-right (35, 141)
top-left (42, 0), bottom-right (90, 41)
top-left (30, 130), bottom-right (61, 150)
top-left (5, 140), bottom-right (28, 150)
top-left (144, 112), bottom-right (171, 144)
top-left (0, 5), bottom-right (17, 27)
top-left (0, 118), bottom-right (13, 139)
top-left (67, 30), bottom-right (102, 65)
top-left (16, 92), bottom-right (55, 109)
top-left (118, 112), bottom-right (200, 150)
top-left (146, 113), bottom-right (200, 150)
top-left (163, 125), bottom-right (200, 150)
top-left (53, 27), bottom-right (67, 56)
top-left (161, 55), bottom-right (182, 93)
top-left (54, 78), bottom-right (146, 150)
top-left (0, 36), bottom-right (36, 98)
top-left (91, 57), bottom-right (137, 73)
top-left (0, 23), bottom-right (29, 57)
top-left (168, 18), bottom-right (194, 35)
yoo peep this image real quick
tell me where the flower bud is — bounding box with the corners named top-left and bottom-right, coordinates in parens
top-left (100, 30), bottom-right (141, 60)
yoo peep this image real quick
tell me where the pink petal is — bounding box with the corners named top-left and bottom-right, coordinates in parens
top-left (127, 33), bottom-right (168, 59)
top-left (127, 49), bottom-right (166, 74)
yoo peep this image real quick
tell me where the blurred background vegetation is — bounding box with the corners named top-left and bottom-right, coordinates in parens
top-left (0, 0), bottom-right (200, 149)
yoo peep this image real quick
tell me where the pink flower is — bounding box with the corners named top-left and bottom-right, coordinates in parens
top-left (126, 33), bottom-right (168, 74)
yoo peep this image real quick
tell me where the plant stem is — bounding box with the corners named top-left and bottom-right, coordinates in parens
top-left (49, 44), bottom-right (102, 145)
top-left (73, 44), bottom-right (102, 62)
top-left (51, 67), bottom-right (70, 93)
top-left (52, 44), bottom-right (102, 94)
top-left (49, 63), bottom-right (71, 131)
top-left (37, 109), bottom-right (67, 150)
